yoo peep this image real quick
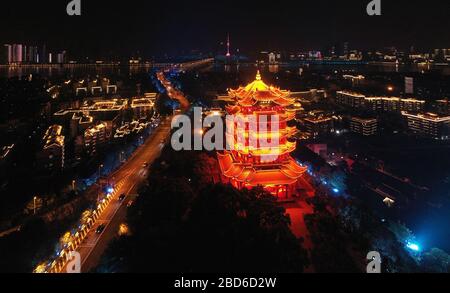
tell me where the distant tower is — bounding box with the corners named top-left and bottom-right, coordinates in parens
top-left (226, 33), bottom-right (231, 57)
top-left (269, 52), bottom-right (276, 64)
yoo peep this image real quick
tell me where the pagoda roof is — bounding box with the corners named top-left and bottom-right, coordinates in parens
top-left (224, 106), bottom-right (297, 122)
top-left (218, 151), bottom-right (306, 187)
top-left (228, 71), bottom-right (295, 107)
top-left (245, 170), bottom-right (298, 186)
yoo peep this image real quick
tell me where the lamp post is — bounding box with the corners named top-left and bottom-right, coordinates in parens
top-left (98, 164), bottom-right (104, 179)
top-left (97, 164), bottom-right (104, 203)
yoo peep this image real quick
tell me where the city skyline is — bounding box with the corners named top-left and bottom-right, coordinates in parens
top-left (2, 41), bottom-right (450, 65)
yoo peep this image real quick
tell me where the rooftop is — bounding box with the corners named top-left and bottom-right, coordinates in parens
top-left (228, 71), bottom-right (295, 107)
top-left (304, 116), bottom-right (333, 123)
top-left (337, 91), bottom-right (425, 103)
top-left (402, 111), bottom-right (450, 122)
top-left (131, 98), bottom-right (155, 108)
top-left (43, 125), bottom-right (65, 149)
top-left (350, 116), bottom-right (378, 123)
top-left (85, 123), bottom-right (107, 137)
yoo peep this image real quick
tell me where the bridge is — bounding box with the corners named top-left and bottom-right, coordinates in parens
top-left (152, 58), bottom-right (214, 72)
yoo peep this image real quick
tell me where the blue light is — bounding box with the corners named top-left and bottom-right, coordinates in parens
top-left (107, 187), bottom-right (114, 194)
top-left (406, 242), bottom-right (420, 252)
top-left (333, 188), bottom-right (340, 193)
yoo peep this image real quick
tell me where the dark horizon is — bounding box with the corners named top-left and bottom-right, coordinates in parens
top-left (0, 0), bottom-right (449, 58)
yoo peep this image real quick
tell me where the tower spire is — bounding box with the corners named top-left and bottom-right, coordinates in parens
top-left (256, 70), bottom-right (261, 81)
top-left (226, 33), bottom-right (231, 57)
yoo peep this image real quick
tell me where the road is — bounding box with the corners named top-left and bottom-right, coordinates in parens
top-left (61, 116), bottom-right (172, 273)
top-left (157, 71), bottom-right (190, 110)
top-left (57, 67), bottom-right (192, 273)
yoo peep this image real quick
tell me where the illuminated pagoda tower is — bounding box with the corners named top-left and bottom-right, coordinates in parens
top-left (218, 71), bottom-right (307, 198)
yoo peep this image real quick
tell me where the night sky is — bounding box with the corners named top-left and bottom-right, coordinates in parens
top-left (0, 0), bottom-right (449, 58)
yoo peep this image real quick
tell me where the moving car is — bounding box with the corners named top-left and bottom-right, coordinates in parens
top-left (118, 194), bottom-right (126, 202)
top-left (95, 224), bottom-right (106, 234)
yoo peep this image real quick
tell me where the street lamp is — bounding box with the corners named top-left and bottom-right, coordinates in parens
top-left (98, 164), bottom-right (104, 178)
top-left (97, 164), bottom-right (104, 203)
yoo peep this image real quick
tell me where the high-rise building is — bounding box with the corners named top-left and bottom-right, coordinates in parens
top-left (57, 51), bottom-right (67, 64)
top-left (12, 44), bottom-right (23, 63)
top-left (41, 45), bottom-right (47, 64)
top-left (28, 46), bottom-right (33, 63)
top-left (336, 91), bottom-right (425, 113)
top-left (218, 71), bottom-right (308, 198)
top-left (1, 44), bottom-right (13, 64)
top-left (0, 46), bottom-right (5, 64)
top-left (436, 99), bottom-right (450, 115)
top-left (27, 46), bottom-right (39, 63)
top-left (304, 116), bottom-right (334, 139)
top-left (405, 77), bottom-right (414, 95)
top-left (336, 91), bottom-right (366, 108)
top-left (349, 117), bottom-right (378, 136)
top-left (84, 123), bottom-right (108, 155)
top-left (3, 43), bottom-right (58, 64)
top-left (22, 45), bottom-right (28, 63)
top-left (268, 52), bottom-right (276, 64)
top-left (33, 46), bottom-right (39, 63)
top-left (342, 42), bottom-right (349, 58)
top-left (37, 125), bottom-right (65, 170)
top-left (402, 112), bottom-right (450, 140)
top-left (131, 98), bottom-right (155, 119)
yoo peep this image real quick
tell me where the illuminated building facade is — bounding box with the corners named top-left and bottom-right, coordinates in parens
top-left (84, 123), bottom-right (108, 155)
top-left (349, 117), bottom-right (378, 136)
top-left (336, 91), bottom-right (425, 113)
top-left (304, 116), bottom-right (334, 139)
top-left (37, 125), bottom-right (65, 170)
top-left (402, 111), bottom-right (450, 140)
top-left (436, 99), bottom-right (450, 115)
top-left (218, 71), bottom-right (307, 198)
top-left (131, 97), bottom-right (155, 119)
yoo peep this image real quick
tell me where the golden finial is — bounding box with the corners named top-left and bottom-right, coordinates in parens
top-left (256, 70), bottom-right (261, 81)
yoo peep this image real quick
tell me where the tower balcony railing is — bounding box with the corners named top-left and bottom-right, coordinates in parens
top-left (232, 141), bottom-right (296, 156)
